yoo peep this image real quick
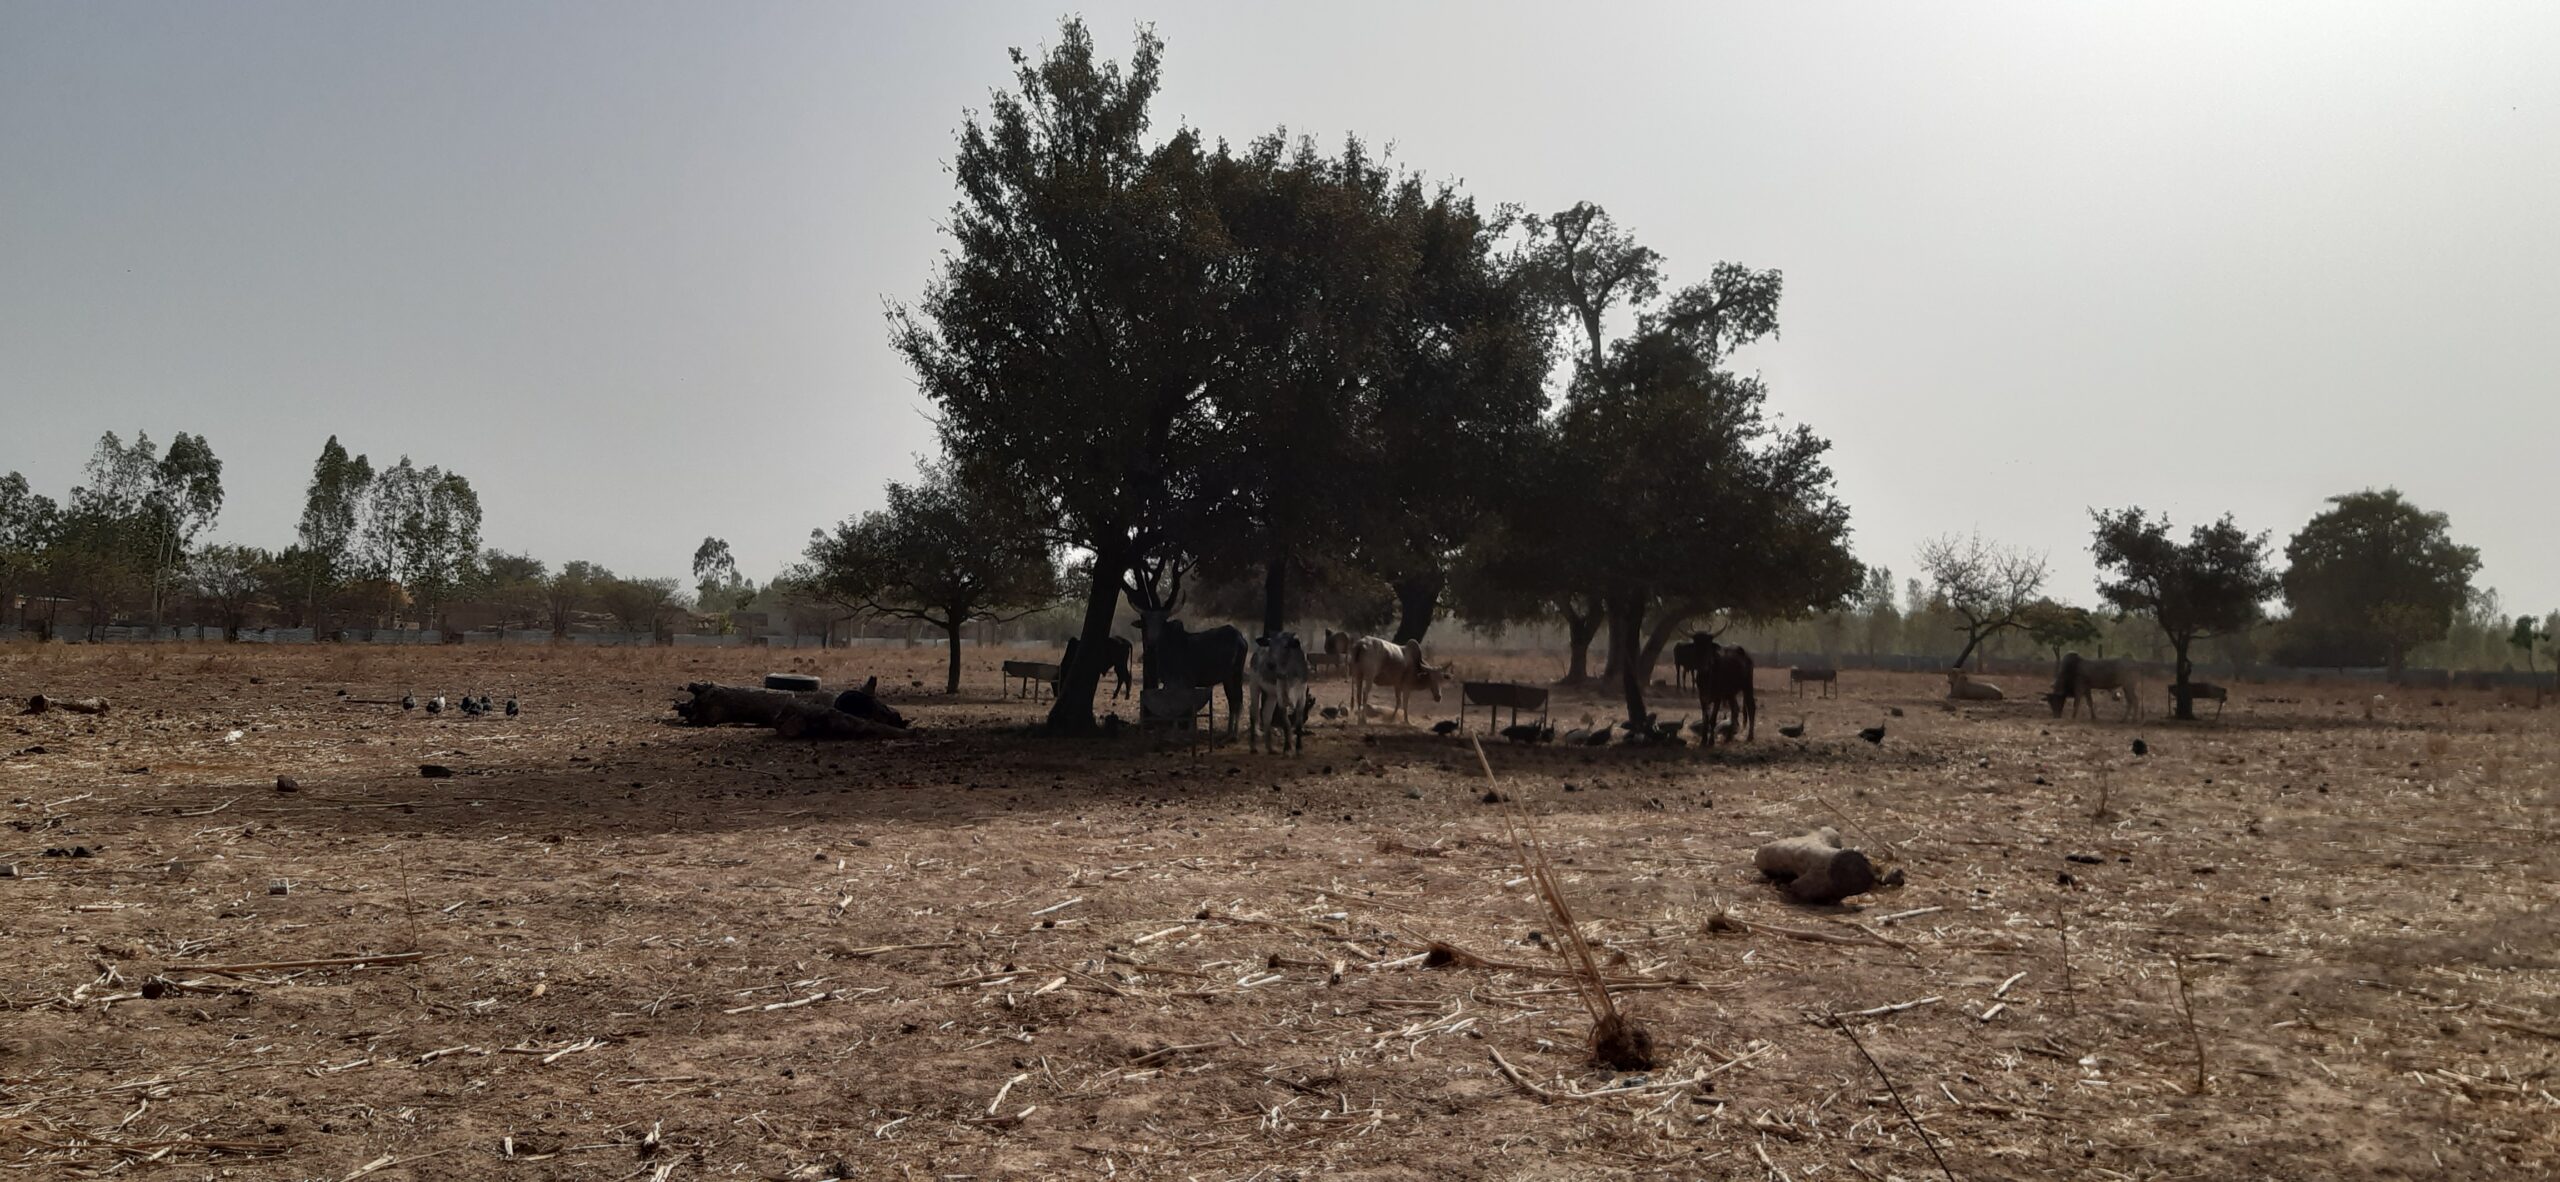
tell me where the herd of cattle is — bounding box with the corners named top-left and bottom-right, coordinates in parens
top-left (1030, 612), bottom-right (2190, 753)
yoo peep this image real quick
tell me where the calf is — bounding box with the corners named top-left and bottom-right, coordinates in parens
top-left (1691, 635), bottom-right (1756, 747)
top-left (1247, 632), bottom-right (1313, 753)
top-left (1350, 636), bottom-right (1453, 723)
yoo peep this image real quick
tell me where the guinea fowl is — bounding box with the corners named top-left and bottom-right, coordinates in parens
top-left (458, 695), bottom-right (481, 717)
top-left (1858, 723), bottom-right (1886, 745)
top-left (1320, 705), bottom-right (1344, 721)
top-left (1778, 720), bottom-right (1806, 739)
top-left (1653, 716), bottom-right (1686, 741)
top-left (1581, 721), bottom-right (1614, 747)
top-left (1500, 721), bottom-right (1543, 744)
top-left (2131, 737), bottom-right (2149, 757)
top-left (400, 693), bottom-right (416, 711)
top-left (426, 695), bottom-right (445, 715)
top-left (1431, 720), bottom-right (1461, 736)
top-left (476, 695), bottom-right (492, 714)
top-left (1717, 720), bottom-right (1739, 741)
top-left (504, 696), bottom-right (520, 717)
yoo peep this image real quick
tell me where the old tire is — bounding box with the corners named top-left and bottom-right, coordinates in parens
top-left (763, 673), bottom-right (822, 692)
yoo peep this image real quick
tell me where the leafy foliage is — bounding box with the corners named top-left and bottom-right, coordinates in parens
top-left (801, 460), bottom-right (1058, 692)
top-left (2090, 508), bottom-right (2278, 717)
top-left (2278, 489), bottom-right (2480, 673)
top-left (294, 436), bottom-right (373, 627)
top-left (361, 457), bottom-right (483, 627)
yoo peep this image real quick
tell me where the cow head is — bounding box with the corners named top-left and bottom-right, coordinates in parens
top-left (1416, 644), bottom-right (1455, 701)
top-left (1132, 609), bottom-right (1178, 652)
top-left (2043, 691), bottom-right (2070, 717)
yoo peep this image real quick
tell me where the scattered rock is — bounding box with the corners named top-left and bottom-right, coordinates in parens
top-left (420, 764), bottom-right (454, 778)
top-left (275, 776), bottom-right (300, 793)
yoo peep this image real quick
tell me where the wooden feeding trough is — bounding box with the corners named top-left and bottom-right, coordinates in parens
top-left (1001, 660), bottom-right (1062, 698)
top-left (1789, 666), bottom-right (1838, 698)
top-left (1460, 680), bottom-right (1549, 734)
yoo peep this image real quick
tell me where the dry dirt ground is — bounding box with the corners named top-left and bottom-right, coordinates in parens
top-left (1, 642), bottom-right (2555, 1181)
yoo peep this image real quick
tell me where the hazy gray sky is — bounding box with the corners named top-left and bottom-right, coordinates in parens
top-left (5, 3), bottom-right (2555, 611)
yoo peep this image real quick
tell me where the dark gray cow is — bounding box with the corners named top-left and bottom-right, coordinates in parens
top-left (1134, 609), bottom-right (1249, 737)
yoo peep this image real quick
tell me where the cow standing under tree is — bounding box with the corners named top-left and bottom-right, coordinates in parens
top-left (1247, 632), bottom-right (1313, 753)
top-left (1690, 633), bottom-right (1757, 747)
top-left (1349, 636), bottom-right (1453, 723)
top-left (1134, 608), bottom-right (1248, 738)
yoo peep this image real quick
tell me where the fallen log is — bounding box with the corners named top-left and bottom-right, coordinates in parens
top-left (1754, 826), bottom-right (1881, 905)
top-left (674, 682), bottom-right (910, 740)
top-left (23, 694), bottom-right (110, 716)
top-left (773, 700), bottom-right (909, 741)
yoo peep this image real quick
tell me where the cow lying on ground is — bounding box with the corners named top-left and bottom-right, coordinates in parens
top-left (1946, 669), bottom-right (2005, 701)
top-left (1248, 632), bottom-right (1312, 754)
top-left (1350, 636), bottom-right (1453, 723)
top-left (1135, 610), bottom-right (1248, 737)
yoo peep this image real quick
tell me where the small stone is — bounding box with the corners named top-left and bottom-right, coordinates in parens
top-left (420, 764), bottom-right (454, 778)
top-left (275, 776), bottom-right (299, 793)
top-left (268, 880), bottom-right (290, 896)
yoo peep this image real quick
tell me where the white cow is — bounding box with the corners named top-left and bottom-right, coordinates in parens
top-left (1349, 636), bottom-right (1453, 723)
top-left (1946, 669), bottom-right (2006, 701)
top-left (1248, 632), bottom-right (1312, 753)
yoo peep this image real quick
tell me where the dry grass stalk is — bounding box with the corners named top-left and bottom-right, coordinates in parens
top-left (1827, 1012), bottom-right (1959, 1182)
top-left (1471, 736), bottom-right (1654, 1069)
top-left (2170, 953), bottom-right (2208, 1094)
top-left (2056, 901), bottom-right (2075, 1018)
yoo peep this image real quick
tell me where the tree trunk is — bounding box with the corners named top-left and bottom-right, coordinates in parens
top-left (2387, 643), bottom-right (2406, 686)
top-left (1951, 627), bottom-right (1986, 672)
top-left (2171, 639), bottom-right (2196, 721)
top-left (1391, 574), bottom-right (1440, 645)
top-left (1610, 592), bottom-right (1649, 727)
top-left (1560, 602), bottom-right (1602, 685)
top-left (1046, 539), bottom-right (1128, 733)
top-left (1636, 607), bottom-right (1694, 686)
top-left (1262, 556), bottom-right (1287, 640)
top-left (943, 612), bottom-right (964, 695)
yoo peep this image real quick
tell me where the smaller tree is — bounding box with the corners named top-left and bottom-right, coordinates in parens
top-left (2090, 508), bottom-right (2278, 720)
top-left (801, 460), bottom-right (1060, 694)
top-left (475, 551), bottom-right (549, 632)
top-left (2511, 615), bottom-right (2553, 707)
top-left (2021, 599), bottom-right (2102, 662)
top-left (189, 544), bottom-right (270, 641)
top-left (595, 575), bottom-right (684, 640)
top-left (0, 472), bottom-right (59, 634)
top-left (543, 561), bottom-right (606, 638)
top-left (1917, 532), bottom-right (2047, 670)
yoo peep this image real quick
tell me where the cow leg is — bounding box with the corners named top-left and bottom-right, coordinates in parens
top-left (1742, 685), bottom-right (1756, 741)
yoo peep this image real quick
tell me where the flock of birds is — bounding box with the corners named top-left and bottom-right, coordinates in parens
top-left (399, 692), bottom-right (519, 718)
top-left (1390, 711), bottom-right (1893, 747)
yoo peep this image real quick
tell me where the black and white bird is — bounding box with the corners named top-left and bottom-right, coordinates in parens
top-left (1858, 723), bottom-right (1886, 745)
top-left (401, 693), bottom-right (416, 711)
top-left (458, 695), bottom-right (480, 716)
top-left (2131, 737), bottom-right (2149, 757)
top-left (1320, 705), bottom-right (1344, 721)
top-left (1430, 720), bottom-right (1461, 736)
top-left (426, 695), bottom-right (445, 715)
top-left (1778, 720), bottom-right (1806, 739)
top-left (1500, 721), bottom-right (1543, 744)
top-left (1580, 721), bottom-right (1614, 747)
top-left (504, 696), bottom-right (519, 717)
top-left (1717, 720), bottom-right (1739, 741)
top-left (1653, 715), bottom-right (1685, 741)
top-left (476, 694), bottom-right (492, 714)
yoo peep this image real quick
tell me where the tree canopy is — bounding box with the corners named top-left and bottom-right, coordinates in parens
top-left (2278, 488), bottom-right (2480, 675)
top-left (2090, 508), bottom-right (2278, 718)
top-left (800, 460), bottom-right (1059, 693)
top-left (1916, 533), bottom-right (2049, 669)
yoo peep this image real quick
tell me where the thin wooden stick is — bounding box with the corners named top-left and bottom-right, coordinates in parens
top-left (1812, 791), bottom-right (1904, 862)
top-left (1487, 1047), bottom-right (1555, 1102)
top-left (1828, 1013), bottom-right (1958, 1182)
top-left (179, 951), bottom-right (428, 975)
top-left (2056, 901), bottom-right (2075, 1018)
top-left (2170, 953), bottom-right (2207, 1094)
top-left (1833, 995), bottom-right (1941, 1019)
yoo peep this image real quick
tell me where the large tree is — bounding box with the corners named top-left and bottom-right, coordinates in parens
top-left (361, 457), bottom-right (483, 629)
top-left (2089, 508), bottom-right (2278, 719)
top-left (140, 432), bottom-right (224, 626)
top-left (2509, 614), bottom-right (2552, 706)
top-left (595, 575), bottom-right (684, 640)
top-left (802, 460), bottom-right (1059, 694)
top-left (894, 20), bottom-right (1252, 731)
top-left (2278, 488), bottom-right (2480, 678)
top-left (293, 436), bottom-right (373, 634)
top-left (1916, 532), bottom-right (2048, 669)
top-left (1559, 305), bottom-right (1859, 727)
